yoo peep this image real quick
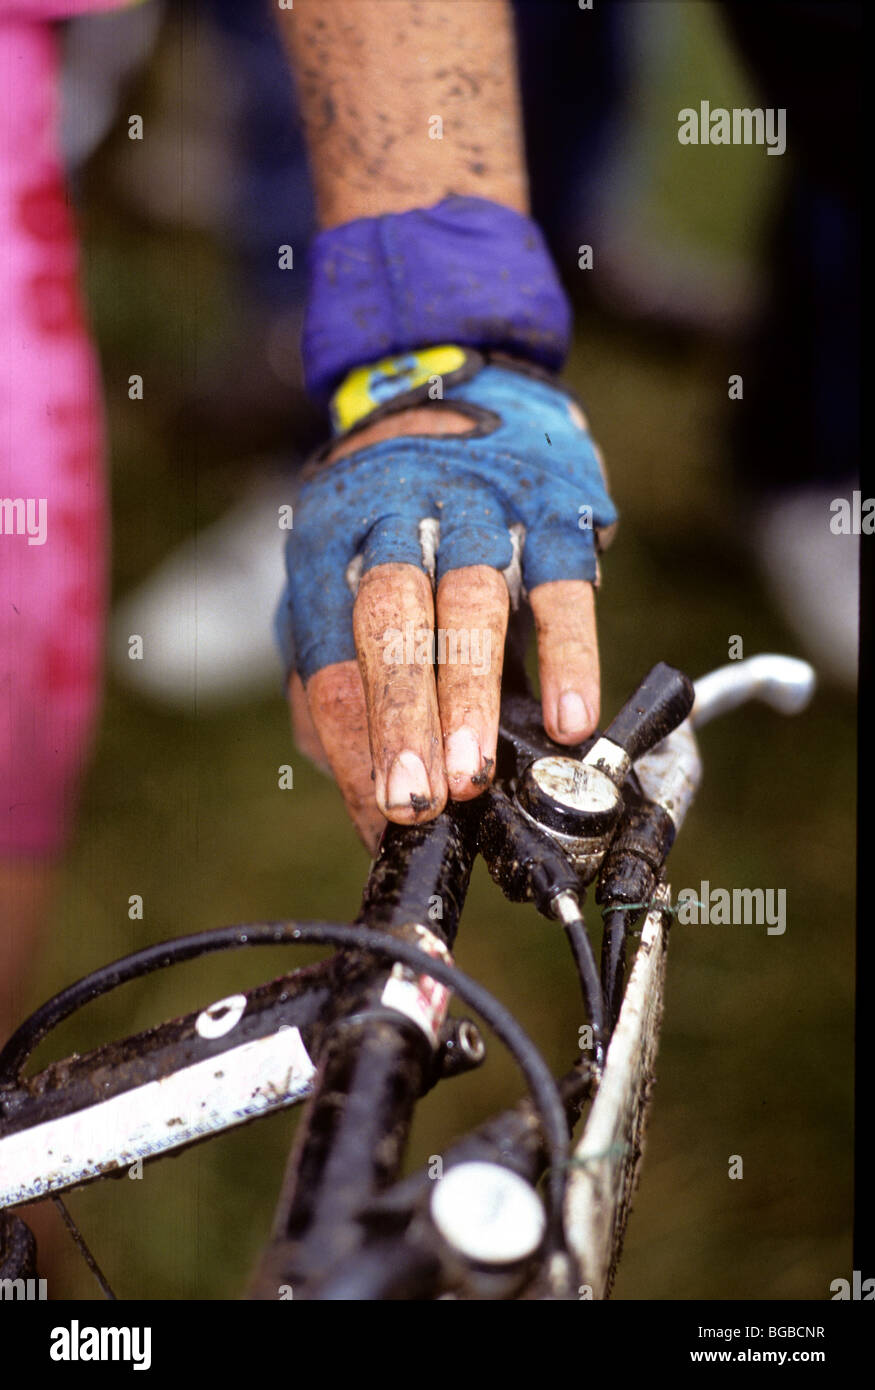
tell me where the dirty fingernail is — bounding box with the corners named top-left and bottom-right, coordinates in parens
top-left (445, 726), bottom-right (481, 780)
top-left (386, 750), bottom-right (431, 808)
top-left (557, 691), bottom-right (589, 737)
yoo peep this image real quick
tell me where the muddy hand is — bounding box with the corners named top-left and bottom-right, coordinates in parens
top-left (277, 355), bottom-right (617, 854)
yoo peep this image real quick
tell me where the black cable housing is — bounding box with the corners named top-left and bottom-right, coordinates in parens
top-left (0, 919), bottom-right (571, 1249)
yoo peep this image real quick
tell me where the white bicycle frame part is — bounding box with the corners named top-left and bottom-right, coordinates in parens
top-left (563, 655), bottom-right (815, 1296)
top-left (564, 886), bottom-right (672, 1299)
top-left (0, 1027), bottom-right (316, 1209)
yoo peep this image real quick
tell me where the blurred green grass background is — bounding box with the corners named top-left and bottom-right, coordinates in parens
top-left (18, 1), bottom-right (854, 1299)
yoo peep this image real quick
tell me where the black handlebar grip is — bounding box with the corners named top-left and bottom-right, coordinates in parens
top-left (601, 662), bottom-right (695, 764)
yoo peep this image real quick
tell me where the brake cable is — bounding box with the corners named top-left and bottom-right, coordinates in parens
top-left (0, 920), bottom-right (572, 1255)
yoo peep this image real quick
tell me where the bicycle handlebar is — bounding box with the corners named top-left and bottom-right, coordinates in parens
top-left (0, 654), bottom-right (819, 1302)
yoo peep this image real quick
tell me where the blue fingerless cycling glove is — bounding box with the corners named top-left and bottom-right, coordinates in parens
top-left (275, 346), bottom-right (618, 684)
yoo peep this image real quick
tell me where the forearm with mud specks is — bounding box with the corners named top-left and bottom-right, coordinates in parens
top-left (276, 0), bottom-right (529, 228)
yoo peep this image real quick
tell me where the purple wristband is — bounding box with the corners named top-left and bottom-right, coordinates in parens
top-left (302, 196), bottom-right (572, 402)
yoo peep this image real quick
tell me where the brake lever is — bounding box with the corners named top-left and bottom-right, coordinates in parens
top-left (497, 664), bottom-right (693, 885)
top-left (486, 665), bottom-right (692, 1062)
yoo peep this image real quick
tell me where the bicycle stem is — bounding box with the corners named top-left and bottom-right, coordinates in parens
top-left (250, 803), bottom-right (483, 1298)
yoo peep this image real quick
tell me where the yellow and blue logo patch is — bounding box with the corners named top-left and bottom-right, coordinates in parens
top-left (330, 345), bottom-right (469, 434)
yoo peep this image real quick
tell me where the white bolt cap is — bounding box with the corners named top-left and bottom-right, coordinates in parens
top-left (430, 1161), bottom-right (546, 1265)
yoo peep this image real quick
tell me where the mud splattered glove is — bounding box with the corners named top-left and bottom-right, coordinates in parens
top-left (275, 345), bottom-right (617, 683)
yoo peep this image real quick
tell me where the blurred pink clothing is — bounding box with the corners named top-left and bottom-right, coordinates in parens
top-left (1, 1), bottom-right (130, 853)
top-left (1, 2), bottom-right (128, 14)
